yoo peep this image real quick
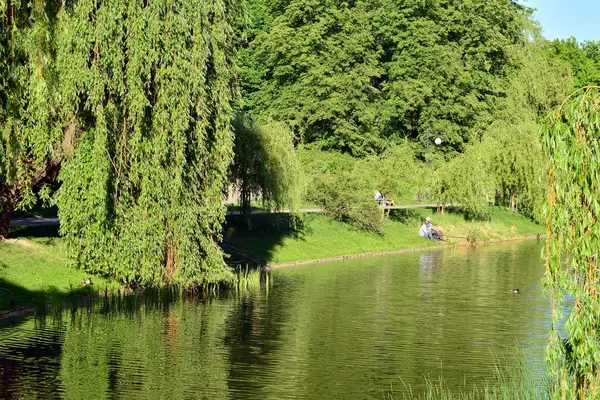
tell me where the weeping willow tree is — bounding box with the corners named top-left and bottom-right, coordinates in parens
top-left (542, 87), bottom-right (600, 399)
top-left (55, 0), bottom-right (241, 287)
top-left (231, 115), bottom-right (302, 225)
top-left (0, 1), bottom-right (62, 238)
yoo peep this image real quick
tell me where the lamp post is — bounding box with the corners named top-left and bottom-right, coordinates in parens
top-left (426, 130), bottom-right (430, 165)
top-left (426, 131), bottom-right (443, 164)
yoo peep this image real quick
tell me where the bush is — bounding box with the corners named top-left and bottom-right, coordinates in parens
top-left (312, 170), bottom-right (384, 233)
top-left (300, 148), bottom-right (383, 231)
top-left (300, 144), bottom-right (424, 232)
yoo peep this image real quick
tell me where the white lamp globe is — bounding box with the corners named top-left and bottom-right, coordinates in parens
top-left (434, 137), bottom-right (442, 145)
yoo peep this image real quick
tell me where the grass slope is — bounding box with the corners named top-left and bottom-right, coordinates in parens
top-left (225, 207), bottom-right (544, 265)
top-left (0, 232), bottom-right (114, 312)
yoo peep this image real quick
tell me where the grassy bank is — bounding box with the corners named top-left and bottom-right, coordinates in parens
top-left (0, 226), bottom-right (267, 314)
top-left (0, 227), bottom-right (116, 313)
top-left (224, 207), bottom-right (544, 265)
top-left (1, 207), bottom-right (542, 312)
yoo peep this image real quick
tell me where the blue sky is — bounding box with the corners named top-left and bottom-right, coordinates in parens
top-left (523, 0), bottom-right (600, 42)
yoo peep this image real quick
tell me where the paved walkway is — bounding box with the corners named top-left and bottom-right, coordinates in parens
top-left (9, 217), bottom-right (60, 228)
top-left (9, 204), bottom-right (453, 227)
top-left (225, 204), bottom-right (451, 215)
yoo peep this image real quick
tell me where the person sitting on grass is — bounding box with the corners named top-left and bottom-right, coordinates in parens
top-left (419, 217), bottom-right (443, 241)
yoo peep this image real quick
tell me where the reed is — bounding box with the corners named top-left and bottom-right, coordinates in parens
top-left (386, 359), bottom-right (549, 400)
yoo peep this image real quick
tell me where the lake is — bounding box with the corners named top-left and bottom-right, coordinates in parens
top-left (0, 241), bottom-right (550, 399)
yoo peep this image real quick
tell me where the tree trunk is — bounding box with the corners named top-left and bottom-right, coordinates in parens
top-left (509, 190), bottom-right (518, 213)
top-left (241, 179), bottom-right (252, 228)
top-left (0, 193), bottom-right (15, 240)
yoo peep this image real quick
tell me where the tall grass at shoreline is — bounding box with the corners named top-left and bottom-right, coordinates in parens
top-left (386, 360), bottom-right (549, 400)
top-left (233, 266), bottom-right (270, 293)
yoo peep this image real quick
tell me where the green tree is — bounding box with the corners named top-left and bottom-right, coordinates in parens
top-left (358, 142), bottom-right (425, 204)
top-left (241, 0), bottom-right (529, 156)
top-left (548, 38), bottom-right (600, 89)
top-left (484, 36), bottom-right (568, 219)
top-left (55, 0), bottom-right (241, 287)
top-left (431, 146), bottom-right (495, 220)
top-left (301, 148), bottom-right (384, 232)
top-left (542, 87), bottom-right (600, 399)
top-left (0, 1), bottom-right (63, 238)
top-left (375, 0), bottom-right (528, 156)
top-left (231, 115), bottom-right (302, 225)
top-left (431, 35), bottom-right (568, 221)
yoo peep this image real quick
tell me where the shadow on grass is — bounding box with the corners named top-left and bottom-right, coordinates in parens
top-left (388, 209), bottom-right (427, 225)
top-left (8, 225), bottom-right (60, 240)
top-left (223, 213), bottom-right (306, 266)
top-left (0, 276), bottom-right (95, 315)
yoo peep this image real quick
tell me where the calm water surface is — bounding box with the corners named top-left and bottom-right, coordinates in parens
top-left (0, 241), bottom-right (550, 399)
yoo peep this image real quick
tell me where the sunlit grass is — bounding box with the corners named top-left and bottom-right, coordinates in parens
top-left (0, 236), bottom-right (117, 312)
top-left (225, 207), bottom-right (544, 265)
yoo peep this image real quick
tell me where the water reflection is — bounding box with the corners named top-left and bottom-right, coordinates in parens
top-left (0, 241), bottom-right (549, 399)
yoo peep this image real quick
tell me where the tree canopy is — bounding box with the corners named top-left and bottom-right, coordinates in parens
top-left (51, 0), bottom-right (242, 287)
top-left (231, 115), bottom-right (302, 225)
top-left (0, 0), bottom-right (590, 296)
top-left (0, 1), bottom-right (63, 238)
top-left (239, 0), bottom-right (530, 156)
top-left (548, 38), bottom-right (600, 90)
top-left (542, 87), bottom-right (600, 399)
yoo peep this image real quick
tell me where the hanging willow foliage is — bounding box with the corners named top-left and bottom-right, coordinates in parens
top-left (0, 0), bottom-right (63, 238)
top-left (55, 0), bottom-right (241, 287)
top-left (541, 87), bottom-right (600, 399)
top-left (231, 115), bottom-right (302, 225)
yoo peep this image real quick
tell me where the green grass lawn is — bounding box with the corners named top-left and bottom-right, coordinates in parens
top-left (0, 228), bottom-right (116, 312)
top-left (224, 207), bottom-right (544, 265)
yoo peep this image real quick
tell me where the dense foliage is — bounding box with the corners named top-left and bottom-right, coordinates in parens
top-left (231, 115), bottom-right (302, 224)
top-left (52, 0), bottom-right (241, 287)
top-left (431, 37), bottom-right (567, 220)
top-left (542, 87), bottom-right (600, 399)
top-left (296, 34), bottom-right (567, 224)
top-left (301, 144), bottom-right (423, 232)
top-left (548, 38), bottom-right (600, 90)
top-left (240, 0), bottom-right (530, 156)
top-left (235, 0), bottom-right (578, 226)
top-left (0, 1), bottom-right (63, 238)
top-left (0, 0), bottom-right (597, 295)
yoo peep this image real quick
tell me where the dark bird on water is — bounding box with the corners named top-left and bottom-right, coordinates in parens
top-left (511, 288), bottom-right (520, 294)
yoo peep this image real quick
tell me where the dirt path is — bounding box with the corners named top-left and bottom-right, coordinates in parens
top-left (9, 217), bottom-right (60, 228)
